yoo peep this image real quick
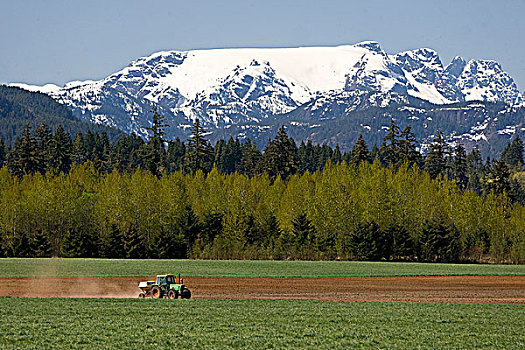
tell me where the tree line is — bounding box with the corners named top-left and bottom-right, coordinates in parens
top-left (0, 111), bottom-right (524, 263)
top-left (0, 161), bottom-right (523, 263)
top-left (2, 117), bottom-right (524, 202)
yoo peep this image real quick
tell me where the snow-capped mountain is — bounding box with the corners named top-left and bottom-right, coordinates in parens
top-left (344, 42), bottom-right (409, 96)
top-left (13, 41), bottom-right (521, 129)
top-left (456, 59), bottom-right (521, 105)
top-left (185, 59), bottom-right (303, 125)
top-left (10, 41), bottom-right (524, 156)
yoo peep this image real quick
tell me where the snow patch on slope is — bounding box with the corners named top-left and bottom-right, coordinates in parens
top-left (404, 69), bottom-right (451, 104)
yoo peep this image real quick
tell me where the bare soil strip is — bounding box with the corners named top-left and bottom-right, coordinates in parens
top-left (0, 276), bottom-right (523, 304)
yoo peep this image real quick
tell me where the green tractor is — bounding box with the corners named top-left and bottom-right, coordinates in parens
top-left (138, 274), bottom-right (191, 299)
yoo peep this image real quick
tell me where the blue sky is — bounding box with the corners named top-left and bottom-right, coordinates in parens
top-left (2, 0), bottom-right (524, 90)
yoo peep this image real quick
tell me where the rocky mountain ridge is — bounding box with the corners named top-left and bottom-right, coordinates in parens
top-left (11, 41), bottom-right (525, 156)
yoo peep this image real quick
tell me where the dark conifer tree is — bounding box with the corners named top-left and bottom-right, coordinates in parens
top-left (501, 136), bottom-right (524, 169)
top-left (315, 144), bottom-right (333, 171)
top-left (398, 126), bottom-right (420, 167)
top-left (297, 141), bottom-right (308, 173)
top-left (292, 212), bottom-right (315, 259)
top-left (153, 227), bottom-right (179, 259)
top-left (243, 214), bottom-right (259, 245)
top-left (123, 224), bottom-right (146, 259)
top-left (230, 137), bottom-right (244, 173)
top-left (510, 178), bottom-right (525, 205)
top-left (331, 145), bottom-right (342, 164)
top-left (239, 139), bottom-right (261, 176)
top-left (418, 220), bottom-right (439, 262)
top-left (214, 139), bottom-right (226, 171)
top-left (99, 132), bottom-right (116, 173)
top-left (424, 131), bottom-right (449, 179)
top-left (385, 224), bottom-right (413, 260)
top-left (292, 212), bottom-right (314, 245)
top-left (82, 131), bottom-right (99, 162)
top-left (484, 157), bottom-right (492, 173)
top-left (200, 212), bottom-right (224, 246)
top-left (486, 158), bottom-right (511, 195)
top-left (260, 213), bottom-right (281, 246)
top-left (442, 224), bottom-right (462, 262)
top-left (418, 218), bottom-right (461, 262)
top-left (261, 126), bottom-right (299, 179)
top-left (102, 224), bottom-right (125, 258)
top-left (466, 147), bottom-right (482, 170)
top-left (61, 227), bottom-right (99, 258)
top-left (29, 230), bottom-right (52, 258)
top-left (81, 130), bottom-right (113, 172)
top-left (370, 144), bottom-right (380, 163)
top-left (452, 143), bottom-right (468, 190)
top-left (142, 107), bottom-right (168, 176)
top-left (7, 123), bottom-right (38, 177)
top-left (0, 138), bottom-right (7, 167)
top-left (350, 134), bottom-right (370, 166)
top-left (9, 231), bottom-right (31, 257)
top-left (218, 137), bottom-right (242, 174)
top-left (185, 118), bottom-right (214, 174)
top-left (166, 137), bottom-right (186, 173)
top-left (308, 143), bottom-right (318, 170)
top-left (312, 144), bottom-right (323, 170)
top-left (72, 133), bottom-right (86, 165)
top-left (379, 120), bottom-right (400, 167)
top-left (114, 134), bottom-right (145, 172)
top-left (33, 123), bottom-right (53, 173)
top-left (350, 221), bottom-right (381, 260)
top-left (176, 205), bottom-right (202, 257)
top-left (145, 106), bottom-right (168, 140)
top-left (298, 140), bottom-right (316, 173)
top-left (49, 125), bottom-right (72, 174)
top-left (466, 147), bottom-right (483, 193)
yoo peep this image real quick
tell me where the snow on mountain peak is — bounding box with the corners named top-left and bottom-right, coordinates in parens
top-left (9, 41), bottom-right (523, 137)
top-left (354, 41), bottom-right (383, 53)
top-left (394, 48), bottom-right (443, 72)
top-left (10, 83), bottom-right (61, 94)
top-left (457, 59), bottom-right (519, 104)
top-left (345, 49), bottom-right (407, 95)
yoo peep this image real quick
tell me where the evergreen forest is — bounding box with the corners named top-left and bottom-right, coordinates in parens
top-left (0, 111), bottom-right (524, 263)
top-left (0, 86), bottom-right (123, 145)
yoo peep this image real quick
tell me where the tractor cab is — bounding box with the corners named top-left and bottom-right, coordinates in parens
top-left (156, 274), bottom-right (175, 286)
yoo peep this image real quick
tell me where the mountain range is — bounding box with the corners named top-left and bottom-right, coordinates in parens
top-left (11, 41), bottom-right (525, 156)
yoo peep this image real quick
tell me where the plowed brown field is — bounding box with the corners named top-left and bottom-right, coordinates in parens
top-left (1, 275), bottom-right (524, 303)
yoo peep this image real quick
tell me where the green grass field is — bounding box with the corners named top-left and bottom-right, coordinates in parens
top-left (0, 258), bottom-right (524, 278)
top-left (0, 298), bottom-right (523, 349)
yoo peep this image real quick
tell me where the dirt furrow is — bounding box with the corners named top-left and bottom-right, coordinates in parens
top-left (1, 275), bottom-right (523, 304)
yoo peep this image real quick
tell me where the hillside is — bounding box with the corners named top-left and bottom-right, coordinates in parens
top-left (0, 86), bottom-right (124, 145)
top-left (217, 93), bottom-right (525, 157)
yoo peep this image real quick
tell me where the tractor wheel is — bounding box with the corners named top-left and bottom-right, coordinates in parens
top-left (151, 286), bottom-right (162, 299)
top-left (168, 290), bottom-right (177, 299)
top-left (138, 292), bottom-right (146, 299)
top-left (181, 288), bottom-right (191, 299)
